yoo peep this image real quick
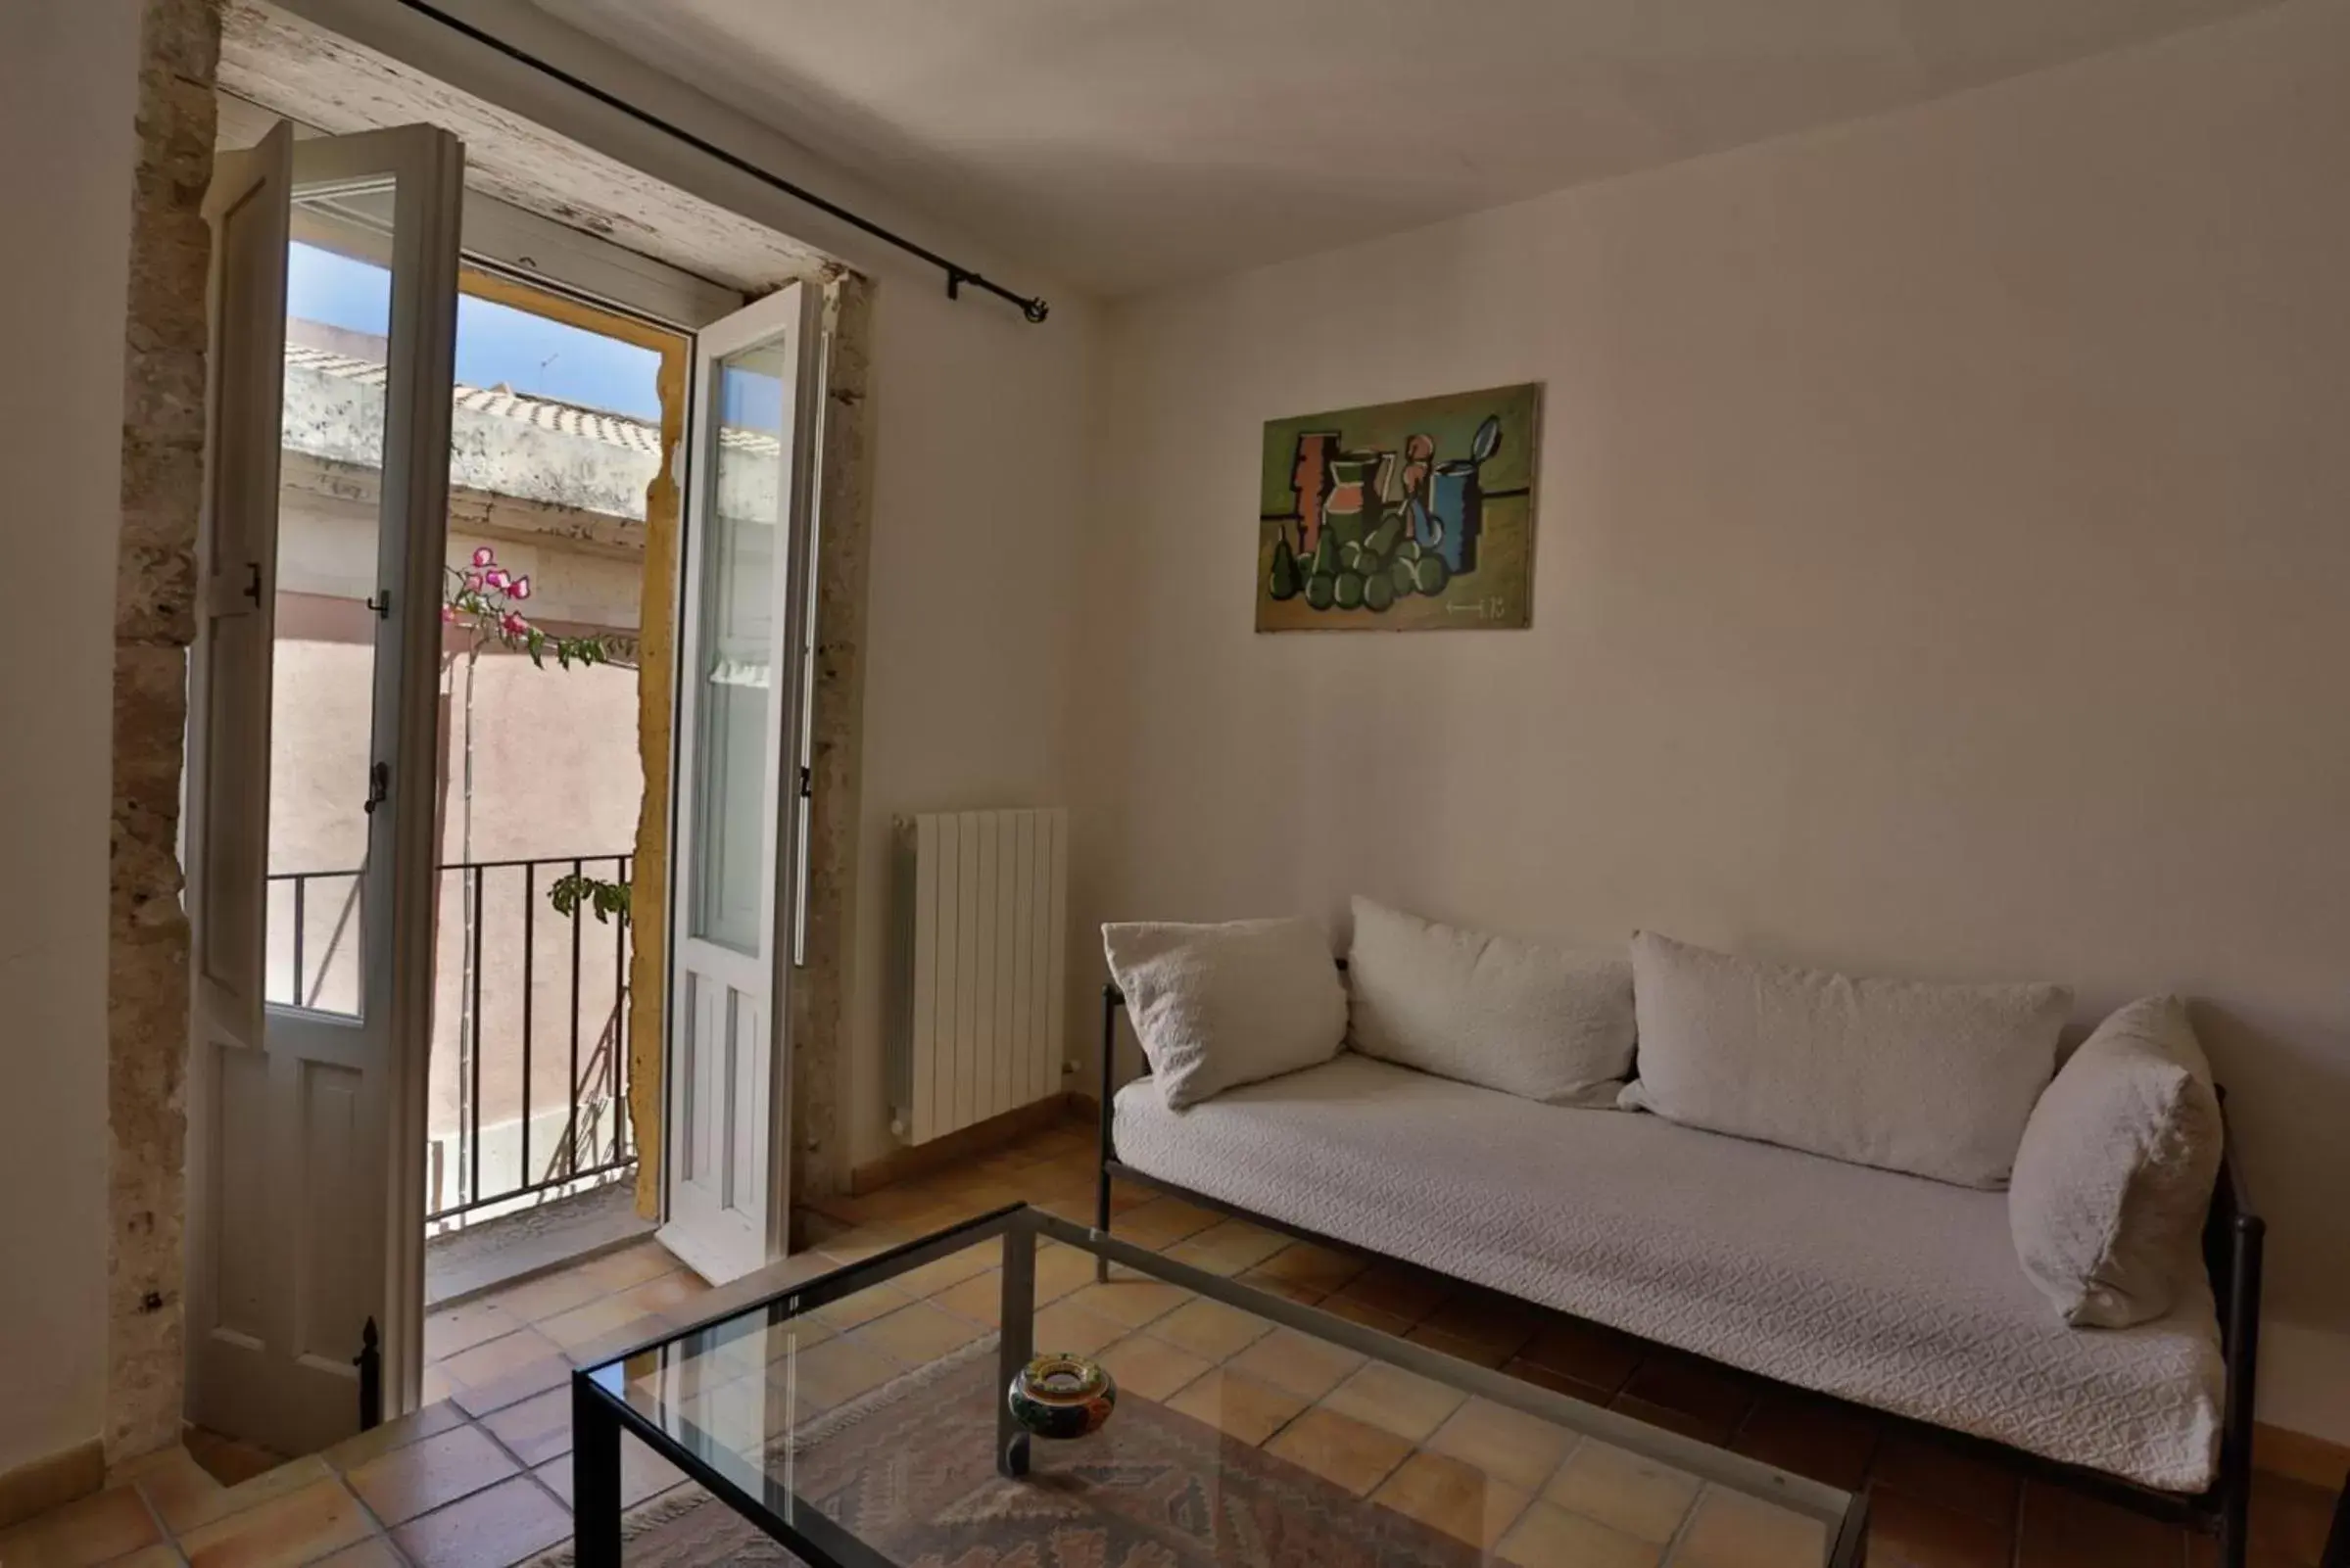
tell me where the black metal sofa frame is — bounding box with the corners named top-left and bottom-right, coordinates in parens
top-left (1093, 978), bottom-right (2266, 1567)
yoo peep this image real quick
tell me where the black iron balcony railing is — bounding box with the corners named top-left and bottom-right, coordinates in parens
top-left (265, 851), bottom-right (636, 1221)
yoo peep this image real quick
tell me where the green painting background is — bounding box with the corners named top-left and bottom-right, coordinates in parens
top-left (1256, 382), bottom-right (1540, 632)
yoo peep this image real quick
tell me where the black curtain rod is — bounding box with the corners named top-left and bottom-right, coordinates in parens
top-left (387, 0), bottom-right (1051, 323)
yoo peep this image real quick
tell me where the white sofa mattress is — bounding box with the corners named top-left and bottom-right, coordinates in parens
top-left (1112, 1053), bottom-right (2223, 1492)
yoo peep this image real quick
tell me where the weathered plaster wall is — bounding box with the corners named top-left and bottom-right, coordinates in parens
top-left (107, 0), bottom-right (223, 1464)
top-left (0, 0), bottom-right (145, 1488)
top-left (621, 323), bottom-right (685, 1222)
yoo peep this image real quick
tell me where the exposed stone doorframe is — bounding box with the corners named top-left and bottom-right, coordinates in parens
top-left (102, 0), bottom-right (877, 1453)
top-left (787, 271), bottom-right (875, 1225)
top-left (105, 0), bottom-right (222, 1465)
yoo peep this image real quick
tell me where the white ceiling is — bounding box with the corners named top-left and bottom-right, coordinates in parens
top-left (532, 0), bottom-right (2278, 298)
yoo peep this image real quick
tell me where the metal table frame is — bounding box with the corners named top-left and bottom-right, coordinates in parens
top-left (574, 1202), bottom-right (1866, 1567)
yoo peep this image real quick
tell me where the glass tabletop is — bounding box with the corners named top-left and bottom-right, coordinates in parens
top-left (579, 1206), bottom-right (1861, 1567)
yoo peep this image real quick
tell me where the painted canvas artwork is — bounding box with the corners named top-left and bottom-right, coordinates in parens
top-left (1258, 383), bottom-right (1539, 632)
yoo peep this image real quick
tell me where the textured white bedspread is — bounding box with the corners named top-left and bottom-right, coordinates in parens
top-left (1113, 1053), bottom-right (2222, 1491)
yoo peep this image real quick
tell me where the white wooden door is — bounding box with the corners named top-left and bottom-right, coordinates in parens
top-left (185, 124), bottom-right (463, 1454)
top-left (659, 282), bottom-right (823, 1285)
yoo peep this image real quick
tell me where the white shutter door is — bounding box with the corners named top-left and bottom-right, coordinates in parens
top-left (183, 127), bottom-right (293, 1443)
top-left (185, 123), bottom-right (464, 1454)
top-left (660, 282), bottom-right (822, 1285)
top-left (187, 123), bottom-right (291, 1080)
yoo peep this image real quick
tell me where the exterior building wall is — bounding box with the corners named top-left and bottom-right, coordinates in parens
top-left (272, 486), bottom-right (647, 1215)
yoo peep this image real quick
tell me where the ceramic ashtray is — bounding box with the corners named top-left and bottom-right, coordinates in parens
top-left (1007, 1352), bottom-right (1117, 1439)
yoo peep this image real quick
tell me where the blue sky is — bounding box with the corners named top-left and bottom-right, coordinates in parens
top-left (288, 242), bottom-right (664, 421)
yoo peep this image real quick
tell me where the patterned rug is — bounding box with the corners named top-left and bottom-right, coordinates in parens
top-left (534, 1342), bottom-right (1483, 1567)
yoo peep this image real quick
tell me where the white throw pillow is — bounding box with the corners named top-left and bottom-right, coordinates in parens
top-left (1346, 896), bottom-right (1634, 1106)
top-left (1103, 918), bottom-right (1346, 1110)
top-left (2008, 996), bottom-right (2223, 1328)
top-left (1622, 931), bottom-right (2069, 1188)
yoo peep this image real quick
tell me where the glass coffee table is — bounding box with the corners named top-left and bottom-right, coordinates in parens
top-left (574, 1205), bottom-right (1865, 1566)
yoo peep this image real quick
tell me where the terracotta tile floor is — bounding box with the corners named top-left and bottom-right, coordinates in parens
top-left (7, 1117), bottom-right (2339, 1566)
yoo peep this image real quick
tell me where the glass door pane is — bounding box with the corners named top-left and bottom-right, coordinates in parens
top-left (266, 203), bottom-right (399, 1018)
top-left (688, 348), bottom-right (790, 955)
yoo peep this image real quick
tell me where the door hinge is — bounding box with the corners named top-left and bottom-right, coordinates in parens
top-left (799, 765), bottom-right (812, 800)
top-left (362, 761), bottom-right (390, 815)
top-left (364, 591), bottom-right (390, 619)
top-left (241, 561), bottom-right (263, 604)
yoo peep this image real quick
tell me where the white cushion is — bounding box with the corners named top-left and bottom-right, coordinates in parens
top-left (1622, 931), bottom-right (2069, 1188)
top-left (1345, 896), bottom-right (1633, 1106)
top-left (2009, 997), bottom-right (2223, 1328)
top-left (1114, 1054), bottom-right (2222, 1492)
top-left (1102, 918), bottom-right (1345, 1109)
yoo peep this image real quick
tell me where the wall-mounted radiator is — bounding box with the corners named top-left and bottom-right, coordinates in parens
top-left (888, 809), bottom-right (1069, 1144)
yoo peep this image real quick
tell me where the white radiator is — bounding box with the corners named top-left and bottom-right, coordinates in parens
top-left (888, 809), bottom-right (1069, 1144)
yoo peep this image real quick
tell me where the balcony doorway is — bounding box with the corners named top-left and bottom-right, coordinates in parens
top-left (264, 236), bottom-right (693, 1307)
top-left (190, 39), bottom-right (859, 1445)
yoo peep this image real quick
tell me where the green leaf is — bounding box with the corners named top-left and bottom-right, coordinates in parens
top-left (548, 871), bottom-right (632, 927)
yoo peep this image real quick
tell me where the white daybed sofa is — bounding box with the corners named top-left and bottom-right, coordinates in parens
top-left (1112, 1052), bottom-right (2222, 1489)
top-left (1092, 913), bottom-right (2264, 1565)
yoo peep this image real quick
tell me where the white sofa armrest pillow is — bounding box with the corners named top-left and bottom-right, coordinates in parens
top-left (1346, 896), bottom-right (1634, 1106)
top-left (1103, 918), bottom-right (1346, 1110)
top-left (1623, 931), bottom-right (2069, 1188)
top-left (2009, 996), bottom-right (2223, 1328)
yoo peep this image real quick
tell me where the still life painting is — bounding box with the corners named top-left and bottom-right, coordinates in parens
top-left (1257, 382), bottom-right (1539, 632)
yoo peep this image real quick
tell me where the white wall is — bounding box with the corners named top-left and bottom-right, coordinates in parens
top-left (0, 0), bottom-right (140, 1477)
top-left (1080, 0), bottom-right (2350, 1443)
top-left (844, 283), bottom-right (1097, 1164)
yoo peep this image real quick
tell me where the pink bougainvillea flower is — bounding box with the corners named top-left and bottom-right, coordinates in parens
top-left (501, 612), bottom-right (529, 637)
top-left (465, 572), bottom-right (484, 592)
top-left (485, 568), bottom-right (509, 590)
top-left (440, 605), bottom-right (456, 623)
top-left (472, 546), bottom-right (495, 567)
top-left (510, 576), bottom-right (531, 600)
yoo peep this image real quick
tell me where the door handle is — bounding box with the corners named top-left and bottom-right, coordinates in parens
top-left (362, 761), bottom-right (390, 816)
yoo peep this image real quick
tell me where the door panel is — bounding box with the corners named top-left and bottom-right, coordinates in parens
top-left (660, 282), bottom-right (822, 1285)
top-left (210, 1043), bottom-right (274, 1346)
top-left (186, 124), bottom-right (463, 1454)
top-left (293, 1058), bottom-right (368, 1367)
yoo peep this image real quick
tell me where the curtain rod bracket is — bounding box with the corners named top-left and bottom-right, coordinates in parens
top-left (389, 0), bottom-right (1053, 325)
